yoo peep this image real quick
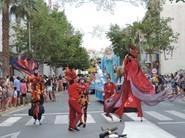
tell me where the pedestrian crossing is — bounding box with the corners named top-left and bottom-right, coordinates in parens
top-left (145, 111), bottom-right (173, 121)
top-left (0, 117), bottom-right (22, 127)
top-left (25, 116), bottom-right (45, 126)
top-left (0, 110), bottom-right (185, 127)
top-left (166, 110), bottom-right (185, 119)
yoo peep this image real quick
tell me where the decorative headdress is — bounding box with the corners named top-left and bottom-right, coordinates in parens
top-left (65, 67), bottom-right (77, 82)
top-left (128, 44), bottom-right (139, 58)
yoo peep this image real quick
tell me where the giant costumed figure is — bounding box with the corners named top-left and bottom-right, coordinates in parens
top-left (11, 56), bottom-right (45, 125)
top-left (104, 44), bottom-right (179, 120)
top-left (101, 47), bottom-right (120, 82)
top-left (94, 48), bottom-right (120, 101)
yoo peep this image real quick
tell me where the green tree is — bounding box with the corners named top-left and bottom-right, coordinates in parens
top-left (0, 0), bottom-right (35, 77)
top-left (1, 0), bottom-right (10, 77)
top-left (12, 0), bottom-right (90, 70)
top-left (106, 25), bottom-right (130, 60)
top-left (140, 0), bottom-right (179, 67)
top-left (107, 0), bottom-right (179, 68)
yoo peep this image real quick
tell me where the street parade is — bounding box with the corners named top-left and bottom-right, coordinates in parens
top-left (1, 0), bottom-right (185, 138)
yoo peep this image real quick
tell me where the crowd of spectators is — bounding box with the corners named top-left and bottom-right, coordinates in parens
top-left (150, 70), bottom-right (185, 96)
top-left (0, 74), bottom-right (68, 112)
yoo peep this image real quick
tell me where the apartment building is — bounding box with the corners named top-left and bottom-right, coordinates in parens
top-left (160, 1), bottom-right (185, 74)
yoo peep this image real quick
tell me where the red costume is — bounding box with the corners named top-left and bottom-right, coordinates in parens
top-left (68, 82), bottom-right (82, 130)
top-left (104, 44), bottom-right (177, 119)
top-left (66, 68), bottom-right (82, 131)
top-left (104, 82), bottom-right (116, 100)
top-left (65, 67), bottom-right (77, 84)
top-left (115, 45), bottom-right (155, 119)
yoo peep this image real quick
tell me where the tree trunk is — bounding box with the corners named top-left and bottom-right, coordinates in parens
top-left (2, 0), bottom-right (10, 77)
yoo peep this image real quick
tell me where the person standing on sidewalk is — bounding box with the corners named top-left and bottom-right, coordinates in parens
top-left (45, 77), bottom-right (53, 102)
top-left (14, 76), bottom-right (21, 106)
top-left (6, 76), bottom-right (14, 108)
top-left (20, 79), bottom-right (27, 105)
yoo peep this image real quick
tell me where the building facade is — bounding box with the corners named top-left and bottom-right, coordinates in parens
top-left (160, 1), bottom-right (185, 74)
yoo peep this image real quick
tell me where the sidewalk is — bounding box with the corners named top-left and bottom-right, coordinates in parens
top-left (0, 91), bottom-right (63, 117)
top-left (0, 104), bottom-right (30, 117)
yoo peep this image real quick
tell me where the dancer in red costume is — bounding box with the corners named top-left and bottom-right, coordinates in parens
top-left (104, 76), bottom-right (116, 114)
top-left (104, 44), bottom-right (179, 121)
top-left (104, 76), bottom-right (116, 100)
top-left (65, 67), bottom-right (82, 131)
top-left (114, 44), bottom-right (155, 120)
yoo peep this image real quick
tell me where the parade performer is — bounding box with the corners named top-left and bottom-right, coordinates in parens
top-left (66, 68), bottom-right (82, 131)
top-left (11, 57), bottom-right (45, 124)
top-left (101, 47), bottom-right (120, 82)
top-left (29, 72), bottom-right (45, 125)
top-left (65, 66), bottom-right (77, 84)
top-left (105, 43), bottom-right (178, 120)
top-left (78, 78), bottom-right (91, 128)
top-left (103, 76), bottom-right (116, 114)
top-left (104, 76), bottom-right (116, 100)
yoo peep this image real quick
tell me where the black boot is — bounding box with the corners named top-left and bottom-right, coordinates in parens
top-left (74, 127), bottom-right (80, 131)
top-left (77, 122), bottom-right (83, 127)
top-left (82, 123), bottom-right (86, 128)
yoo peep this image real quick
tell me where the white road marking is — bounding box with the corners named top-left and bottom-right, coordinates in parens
top-left (0, 131), bottom-right (20, 138)
top-left (101, 113), bottom-right (121, 122)
top-left (166, 110), bottom-right (185, 119)
top-left (145, 111), bottom-right (173, 121)
top-left (25, 116), bottom-right (45, 126)
top-left (125, 113), bottom-right (146, 121)
top-left (158, 121), bottom-right (185, 125)
top-left (0, 117), bottom-right (22, 127)
top-left (12, 110), bottom-right (103, 116)
top-left (54, 115), bottom-right (68, 124)
top-left (123, 121), bottom-right (176, 138)
top-left (86, 114), bottom-right (96, 123)
top-left (54, 114), bottom-right (96, 124)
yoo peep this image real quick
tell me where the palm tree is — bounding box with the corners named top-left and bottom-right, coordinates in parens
top-left (1, 0), bottom-right (10, 77)
top-left (0, 0), bottom-right (36, 77)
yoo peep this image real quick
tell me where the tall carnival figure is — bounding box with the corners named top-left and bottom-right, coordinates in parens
top-left (105, 44), bottom-right (179, 120)
top-left (65, 67), bottom-right (82, 132)
top-left (101, 47), bottom-right (120, 82)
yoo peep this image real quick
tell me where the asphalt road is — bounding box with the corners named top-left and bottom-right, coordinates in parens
top-left (0, 92), bottom-right (185, 138)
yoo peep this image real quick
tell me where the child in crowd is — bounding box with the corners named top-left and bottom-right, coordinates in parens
top-left (13, 87), bottom-right (17, 107)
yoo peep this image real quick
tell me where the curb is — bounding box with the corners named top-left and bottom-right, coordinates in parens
top-left (0, 104), bottom-right (30, 117)
top-left (175, 97), bottom-right (185, 105)
top-left (0, 92), bottom-right (63, 117)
